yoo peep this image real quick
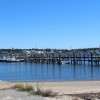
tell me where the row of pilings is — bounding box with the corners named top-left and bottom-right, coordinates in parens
top-left (0, 51), bottom-right (100, 66)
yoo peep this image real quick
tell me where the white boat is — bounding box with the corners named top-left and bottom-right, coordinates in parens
top-left (0, 56), bottom-right (7, 62)
top-left (0, 56), bottom-right (24, 62)
top-left (61, 60), bottom-right (70, 64)
top-left (6, 57), bottom-right (24, 62)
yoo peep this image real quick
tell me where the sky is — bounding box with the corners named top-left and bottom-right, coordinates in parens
top-left (0, 0), bottom-right (100, 49)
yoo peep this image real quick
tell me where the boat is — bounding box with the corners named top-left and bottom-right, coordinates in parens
top-left (61, 60), bottom-right (70, 64)
top-left (0, 56), bottom-right (24, 62)
top-left (0, 56), bottom-right (7, 62)
top-left (6, 57), bottom-right (24, 62)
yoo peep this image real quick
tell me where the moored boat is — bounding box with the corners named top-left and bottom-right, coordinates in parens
top-left (0, 56), bottom-right (24, 62)
top-left (61, 60), bottom-right (70, 64)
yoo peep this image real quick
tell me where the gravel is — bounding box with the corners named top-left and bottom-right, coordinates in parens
top-left (0, 90), bottom-right (45, 100)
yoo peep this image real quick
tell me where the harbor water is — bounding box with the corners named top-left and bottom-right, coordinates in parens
top-left (0, 62), bottom-right (100, 82)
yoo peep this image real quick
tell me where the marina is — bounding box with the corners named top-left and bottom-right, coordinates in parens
top-left (1, 0), bottom-right (100, 99)
top-left (0, 49), bottom-right (100, 82)
top-left (0, 48), bottom-right (100, 66)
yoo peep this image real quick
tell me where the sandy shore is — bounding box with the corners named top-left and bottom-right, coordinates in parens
top-left (0, 81), bottom-right (100, 100)
top-left (11, 81), bottom-right (100, 94)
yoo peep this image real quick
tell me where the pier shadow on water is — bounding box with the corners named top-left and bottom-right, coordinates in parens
top-left (0, 62), bottom-right (100, 82)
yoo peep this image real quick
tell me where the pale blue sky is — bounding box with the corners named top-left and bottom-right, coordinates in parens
top-left (0, 0), bottom-right (100, 49)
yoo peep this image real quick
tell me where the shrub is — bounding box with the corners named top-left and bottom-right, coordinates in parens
top-left (12, 83), bottom-right (33, 92)
top-left (31, 88), bottom-right (57, 97)
top-left (12, 83), bottom-right (57, 97)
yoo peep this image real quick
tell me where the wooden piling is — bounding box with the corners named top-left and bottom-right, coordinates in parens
top-left (83, 53), bottom-right (85, 65)
top-left (91, 51), bottom-right (93, 66)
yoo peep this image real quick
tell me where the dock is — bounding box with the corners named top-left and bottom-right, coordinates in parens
top-left (0, 48), bottom-right (100, 66)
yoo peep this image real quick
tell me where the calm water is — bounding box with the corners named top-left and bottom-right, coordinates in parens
top-left (0, 62), bottom-right (100, 82)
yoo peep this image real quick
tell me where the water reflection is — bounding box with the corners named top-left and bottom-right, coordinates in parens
top-left (0, 62), bottom-right (100, 81)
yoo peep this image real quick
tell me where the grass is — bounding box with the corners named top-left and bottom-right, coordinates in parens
top-left (31, 88), bottom-right (57, 97)
top-left (11, 83), bottom-right (33, 92)
top-left (11, 83), bottom-right (57, 97)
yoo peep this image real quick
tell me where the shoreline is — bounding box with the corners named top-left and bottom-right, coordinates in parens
top-left (3, 78), bottom-right (100, 83)
top-left (0, 80), bottom-right (100, 99)
top-left (10, 80), bottom-right (100, 94)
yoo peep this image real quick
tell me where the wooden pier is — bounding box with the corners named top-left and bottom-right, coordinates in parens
top-left (0, 50), bottom-right (100, 66)
top-left (21, 51), bottom-right (100, 66)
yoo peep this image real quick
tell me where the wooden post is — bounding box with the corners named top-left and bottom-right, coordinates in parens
top-left (52, 53), bottom-right (54, 64)
top-left (67, 52), bottom-right (69, 60)
top-left (98, 57), bottom-right (100, 66)
top-left (48, 53), bottom-right (50, 64)
top-left (59, 53), bottom-right (61, 62)
top-left (73, 53), bottom-right (76, 65)
top-left (91, 51), bottom-right (93, 66)
top-left (80, 53), bottom-right (82, 64)
top-left (57, 53), bottom-right (61, 65)
top-left (47, 53), bottom-right (48, 64)
top-left (36, 53), bottom-right (38, 63)
top-left (83, 53), bottom-right (85, 65)
top-left (98, 54), bottom-right (99, 66)
top-left (70, 53), bottom-right (72, 64)
top-left (88, 52), bottom-right (90, 65)
top-left (42, 53), bottom-right (44, 63)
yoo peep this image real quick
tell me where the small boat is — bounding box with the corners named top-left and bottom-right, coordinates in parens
top-left (0, 56), bottom-right (7, 62)
top-left (6, 57), bottom-right (24, 62)
top-left (61, 60), bottom-right (70, 64)
top-left (0, 56), bottom-right (24, 62)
